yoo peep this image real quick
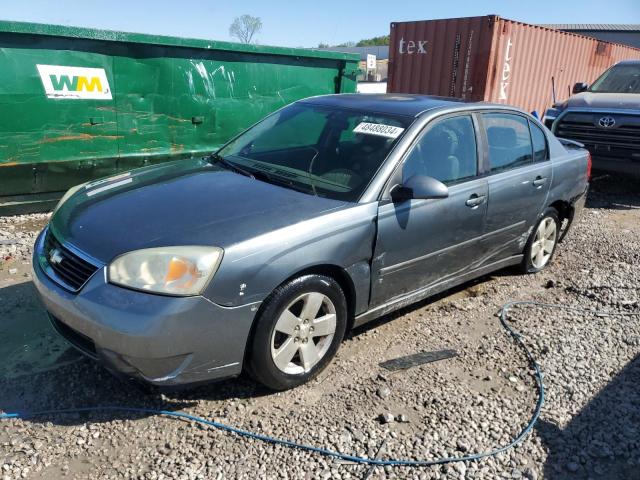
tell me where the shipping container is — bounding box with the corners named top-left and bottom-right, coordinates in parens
top-left (388, 15), bottom-right (640, 113)
top-left (0, 21), bottom-right (359, 211)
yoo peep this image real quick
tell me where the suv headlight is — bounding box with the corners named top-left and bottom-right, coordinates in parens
top-left (108, 246), bottom-right (223, 296)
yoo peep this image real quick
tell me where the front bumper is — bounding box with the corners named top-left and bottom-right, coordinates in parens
top-left (553, 109), bottom-right (640, 177)
top-left (32, 229), bottom-right (260, 386)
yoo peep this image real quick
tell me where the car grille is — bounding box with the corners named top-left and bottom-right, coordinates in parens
top-left (48, 314), bottom-right (97, 358)
top-left (555, 112), bottom-right (640, 159)
top-left (43, 230), bottom-right (100, 292)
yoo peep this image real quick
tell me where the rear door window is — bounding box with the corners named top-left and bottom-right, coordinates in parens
top-left (483, 113), bottom-right (533, 173)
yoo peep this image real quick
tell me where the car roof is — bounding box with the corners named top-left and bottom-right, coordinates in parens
top-left (298, 93), bottom-right (478, 117)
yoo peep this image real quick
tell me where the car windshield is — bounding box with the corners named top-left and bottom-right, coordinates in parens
top-left (589, 64), bottom-right (640, 94)
top-left (215, 103), bottom-right (411, 202)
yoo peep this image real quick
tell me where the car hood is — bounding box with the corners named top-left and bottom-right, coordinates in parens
top-left (564, 92), bottom-right (640, 110)
top-left (51, 158), bottom-right (349, 263)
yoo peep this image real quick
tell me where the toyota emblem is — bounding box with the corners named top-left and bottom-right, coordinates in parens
top-left (598, 116), bottom-right (616, 128)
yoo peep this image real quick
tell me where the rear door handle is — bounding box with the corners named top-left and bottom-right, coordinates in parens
top-left (533, 176), bottom-right (547, 187)
top-left (465, 193), bottom-right (486, 208)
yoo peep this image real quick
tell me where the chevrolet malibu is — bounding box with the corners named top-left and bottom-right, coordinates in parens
top-left (33, 94), bottom-right (590, 390)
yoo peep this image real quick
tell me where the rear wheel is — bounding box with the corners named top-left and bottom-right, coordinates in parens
top-left (520, 208), bottom-right (560, 273)
top-left (246, 275), bottom-right (347, 390)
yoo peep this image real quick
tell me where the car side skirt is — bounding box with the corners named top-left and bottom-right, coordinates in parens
top-left (353, 254), bottom-right (523, 328)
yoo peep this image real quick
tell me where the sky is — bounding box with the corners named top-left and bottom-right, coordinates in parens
top-left (1, 0), bottom-right (639, 48)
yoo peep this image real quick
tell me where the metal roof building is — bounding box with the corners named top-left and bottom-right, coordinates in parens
top-left (314, 46), bottom-right (389, 61)
top-left (540, 24), bottom-right (640, 49)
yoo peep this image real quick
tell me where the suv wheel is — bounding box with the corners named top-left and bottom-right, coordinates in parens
top-left (521, 207), bottom-right (560, 273)
top-left (246, 274), bottom-right (347, 390)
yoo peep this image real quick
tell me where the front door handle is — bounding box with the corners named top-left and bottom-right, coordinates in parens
top-left (465, 193), bottom-right (486, 208)
top-left (533, 176), bottom-right (547, 187)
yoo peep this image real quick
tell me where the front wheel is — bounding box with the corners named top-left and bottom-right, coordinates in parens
top-left (246, 275), bottom-right (347, 390)
top-left (520, 208), bottom-right (560, 273)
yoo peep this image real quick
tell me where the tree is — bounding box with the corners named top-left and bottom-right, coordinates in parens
top-left (356, 35), bottom-right (389, 47)
top-left (335, 41), bottom-right (356, 48)
top-left (229, 15), bottom-right (262, 44)
top-left (317, 42), bottom-right (330, 48)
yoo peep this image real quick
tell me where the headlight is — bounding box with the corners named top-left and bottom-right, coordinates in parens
top-left (108, 246), bottom-right (223, 296)
top-left (53, 182), bottom-right (86, 215)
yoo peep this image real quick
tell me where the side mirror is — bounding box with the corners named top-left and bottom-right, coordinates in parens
top-left (390, 175), bottom-right (449, 202)
top-left (572, 82), bottom-right (588, 94)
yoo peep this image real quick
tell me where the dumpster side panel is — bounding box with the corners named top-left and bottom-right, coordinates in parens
top-left (0, 23), bottom-right (358, 203)
top-left (111, 46), bottom-right (347, 170)
top-left (0, 37), bottom-right (119, 196)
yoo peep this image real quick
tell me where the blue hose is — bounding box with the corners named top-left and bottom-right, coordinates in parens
top-left (1, 301), bottom-right (636, 467)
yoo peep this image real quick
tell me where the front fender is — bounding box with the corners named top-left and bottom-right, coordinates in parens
top-left (203, 203), bottom-right (378, 309)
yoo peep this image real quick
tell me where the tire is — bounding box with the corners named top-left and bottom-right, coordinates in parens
top-left (520, 207), bottom-right (560, 274)
top-left (246, 274), bottom-right (347, 390)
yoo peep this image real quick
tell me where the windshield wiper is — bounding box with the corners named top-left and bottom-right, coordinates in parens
top-left (208, 153), bottom-right (255, 179)
top-left (247, 166), bottom-right (315, 195)
top-left (209, 154), bottom-right (314, 195)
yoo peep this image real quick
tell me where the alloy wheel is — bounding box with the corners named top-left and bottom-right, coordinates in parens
top-left (531, 217), bottom-right (557, 269)
top-left (270, 292), bottom-right (337, 375)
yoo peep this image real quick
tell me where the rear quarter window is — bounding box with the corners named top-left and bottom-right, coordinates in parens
top-left (529, 121), bottom-right (548, 162)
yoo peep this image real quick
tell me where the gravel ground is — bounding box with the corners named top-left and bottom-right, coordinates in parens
top-left (0, 174), bottom-right (638, 480)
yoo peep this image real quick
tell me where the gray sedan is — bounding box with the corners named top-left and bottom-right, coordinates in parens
top-left (32, 94), bottom-right (590, 390)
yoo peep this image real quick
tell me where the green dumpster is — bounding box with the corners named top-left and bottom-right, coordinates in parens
top-left (0, 21), bottom-right (359, 212)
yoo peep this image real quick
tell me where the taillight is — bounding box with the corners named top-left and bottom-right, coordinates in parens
top-left (586, 152), bottom-right (592, 181)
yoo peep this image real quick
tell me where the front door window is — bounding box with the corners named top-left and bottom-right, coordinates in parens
top-left (402, 115), bottom-right (478, 185)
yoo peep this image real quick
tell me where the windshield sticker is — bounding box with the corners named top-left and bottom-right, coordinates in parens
top-left (353, 122), bottom-right (405, 139)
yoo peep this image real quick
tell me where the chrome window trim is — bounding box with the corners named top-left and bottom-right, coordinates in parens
top-left (360, 104), bottom-right (538, 203)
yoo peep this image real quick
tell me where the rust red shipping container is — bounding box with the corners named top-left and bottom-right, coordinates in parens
top-left (388, 15), bottom-right (640, 114)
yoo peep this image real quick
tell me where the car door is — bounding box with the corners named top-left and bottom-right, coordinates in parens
top-left (479, 112), bottom-right (552, 262)
top-left (370, 113), bottom-right (488, 306)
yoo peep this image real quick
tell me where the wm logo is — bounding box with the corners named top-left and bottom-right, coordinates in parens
top-left (37, 64), bottom-right (112, 100)
top-left (50, 75), bottom-right (103, 93)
